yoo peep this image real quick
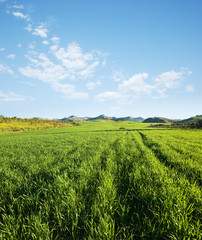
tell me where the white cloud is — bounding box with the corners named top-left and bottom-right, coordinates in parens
top-left (19, 41), bottom-right (103, 99)
top-left (0, 91), bottom-right (26, 102)
top-left (25, 24), bottom-right (32, 32)
top-left (95, 91), bottom-right (131, 105)
top-left (119, 73), bottom-right (152, 95)
top-left (0, 0), bottom-right (6, 2)
top-left (17, 43), bottom-right (22, 48)
top-left (51, 36), bottom-right (60, 44)
top-left (50, 42), bottom-right (99, 79)
top-left (95, 91), bottom-right (123, 102)
top-left (152, 89), bottom-right (167, 99)
top-left (52, 42), bottom-right (87, 60)
top-left (154, 70), bottom-right (183, 88)
top-left (86, 81), bottom-right (102, 90)
top-left (20, 81), bottom-right (35, 86)
top-left (52, 82), bottom-right (88, 99)
top-left (0, 64), bottom-right (13, 74)
top-left (95, 73), bottom-right (152, 104)
top-left (0, 48), bottom-right (5, 51)
top-left (112, 71), bottom-right (125, 82)
top-left (181, 67), bottom-right (192, 75)
top-left (102, 60), bottom-right (107, 66)
top-left (33, 24), bottom-right (48, 38)
top-left (12, 11), bottom-right (29, 21)
top-left (79, 61), bottom-right (99, 79)
top-left (7, 54), bottom-right (16, 60)
top-left (28, 43), bottom-right (35, 49)
top-left (185, 85), bottom-right (194, 92)
top-left (96, 68), bottom-right (192, 104)
top-left (42, 40), bottom-right (49, 45)
top-left (12, 4), bottom-right (24, 9)
top-left (19, 53), bottom-right (69, 83)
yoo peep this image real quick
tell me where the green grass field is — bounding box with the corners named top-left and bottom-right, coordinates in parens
top-left (0, 122), bottom-right (201, 239)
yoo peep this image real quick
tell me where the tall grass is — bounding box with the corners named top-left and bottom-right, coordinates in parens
top-left (0, 123), bottom-right (201, 239)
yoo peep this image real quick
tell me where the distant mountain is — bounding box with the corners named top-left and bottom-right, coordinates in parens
top-left (143, 117), bottom-right (176, 123)
top-left (90, 114), bottom-right (113, 120)
top-left (60, 115), bottom-right (202, 124)
top-left (60, 115), bottom-right (144, 122)
top-left (116, 116), bottom-right (144, 122)
top-left (60, 115), bottom-right (89, 122)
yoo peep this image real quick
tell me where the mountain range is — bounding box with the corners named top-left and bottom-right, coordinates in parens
top-left (60, 115), bottom-right (144, 122)
top-left (142, 116), bottom-right (202, 124)
top-left (60, 115), bottom-right (202, 124)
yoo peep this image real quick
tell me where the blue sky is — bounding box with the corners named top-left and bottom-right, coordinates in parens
top-left (0, 0), bottom-right (201, 119)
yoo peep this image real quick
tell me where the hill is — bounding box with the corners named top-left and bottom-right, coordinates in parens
top-left (60, 115), bottom-right (89, 122)
top-left (179, 116), bottom-right (202, 124)
top-left (175, 116), bottom-right (202, 128)
top-left (147, 115), bottom-right (202, 129)
top-left (90, 115), bottom-right (113, 121)
top-left (143, 117), bottom-right (175, 123)
top-left (116, 116), bottom-right (144, 122)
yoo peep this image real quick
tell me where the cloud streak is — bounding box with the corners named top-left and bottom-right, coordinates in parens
top-left (185, 85), bottom-right (194, 92)
top-left (7, 54), bottom-right (16, 60)
top-left (86, 81), bottom-right (102, 90)
top-left (12, 11), bottom-right (30, 21)
top-left (0, 91), bottom-right (27, 102)
top-left (52, 82), bottom-right (88, 99)
top-left (12, 4), bottom-right (24, 9)
top-left (0, 64), bottom-right (13, 74)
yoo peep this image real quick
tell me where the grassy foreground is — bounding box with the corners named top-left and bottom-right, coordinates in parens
top-left (0, 122), bottom-right (201, 239)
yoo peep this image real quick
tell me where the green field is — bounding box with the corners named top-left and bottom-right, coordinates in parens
top-left (0, 122), bottom-right (201, 239)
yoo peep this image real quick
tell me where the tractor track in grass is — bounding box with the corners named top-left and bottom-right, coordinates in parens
top-left (118, 131), bottom-right (202, 239)
top-left (144, 133), bottom-right (202, 165)
top-left (138, 130), bottom-right (202, 187)
top-left (1, 127), bottom-right (201, 239)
